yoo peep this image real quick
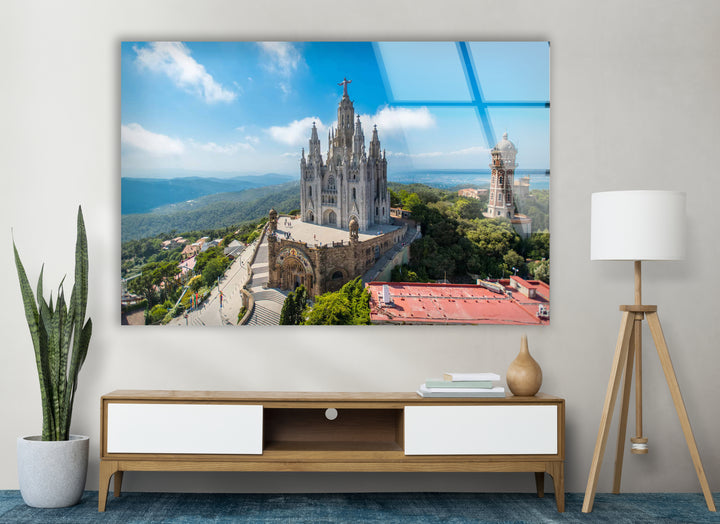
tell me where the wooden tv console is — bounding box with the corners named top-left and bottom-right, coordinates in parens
top-left (99, 390), bottom-right (565, 512)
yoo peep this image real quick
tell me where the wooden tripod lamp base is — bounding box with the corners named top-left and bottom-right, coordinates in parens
top-left (586, 192), bottom-right (717, 513)
top-left (587, 191), bottom-right (716, 513)
top-left (581, 304), bottom-right (716, 513)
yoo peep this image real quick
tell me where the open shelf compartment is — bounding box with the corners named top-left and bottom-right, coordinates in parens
top-left (263, 408), bottom-right (404, 452)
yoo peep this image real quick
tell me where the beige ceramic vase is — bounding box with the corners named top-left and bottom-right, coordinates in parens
top-left (507, 334), bottom-right (542, 396)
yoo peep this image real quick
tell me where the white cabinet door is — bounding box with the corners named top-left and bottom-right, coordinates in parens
top-left (404, 405), bottom-right (557, 455)
top-left (107, 403), bottom-right (263, 454)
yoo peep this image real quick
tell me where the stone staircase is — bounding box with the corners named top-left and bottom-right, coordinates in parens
top-left (252, 289), bottom-right (288, 306)
top-left (245, 302), bottom-right (281, 326)
top-left (245, 236), bottom-right (288, 326)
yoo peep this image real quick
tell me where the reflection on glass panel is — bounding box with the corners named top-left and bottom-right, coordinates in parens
top-left (469, 42), bottom-right (550, 102)
top-left (389, 107), bottom-right (487, 172)
top-left (486, 107), bottom-right (550, 171)
top-left (374, 42), bottom-right (472, 102)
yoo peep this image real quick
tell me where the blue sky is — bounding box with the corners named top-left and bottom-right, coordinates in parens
top-left (121, 41), bottom-right (549, 178)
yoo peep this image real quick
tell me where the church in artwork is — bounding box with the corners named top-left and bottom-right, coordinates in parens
top-left (300, 78), bottom-right (391, 231)
top-left (267, 79), bottom-right (406, 298)
top-left (483, 132), bottom-right (532, 238)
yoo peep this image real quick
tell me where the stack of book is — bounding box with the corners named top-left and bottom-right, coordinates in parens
top-left (417, 372), bottom-right (505, 398)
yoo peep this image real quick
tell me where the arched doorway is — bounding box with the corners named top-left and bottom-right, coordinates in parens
top-left (281, 258), bottom-right (313, 291)
top-left (324, 209), bottom-right (337, 226)
top-left (307, 210), bottom-right (314, 223)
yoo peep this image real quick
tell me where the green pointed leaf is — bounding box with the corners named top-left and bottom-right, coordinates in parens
top-left (56, 289), bottom-right (70, 439)
top-left (36, 265), bottom-right (44, 314)
top-left (73, 207), bottom-right (88, 332)
top-left (64, 318), bottom-right (92, 440)
top-left (48, 303), bottom-right (62, 439)
top-left (13, 240), bottom-right (55, 440)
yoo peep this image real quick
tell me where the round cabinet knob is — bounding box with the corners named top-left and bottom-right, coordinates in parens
top-left (325, 408), bottom-right (338, 421)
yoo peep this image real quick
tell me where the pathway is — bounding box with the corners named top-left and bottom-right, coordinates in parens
top-left (169, 237), bottom-right (260, 327)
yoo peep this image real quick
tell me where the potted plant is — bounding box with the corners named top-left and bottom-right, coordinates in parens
top-left (13, 206), bottom-right (92, 508)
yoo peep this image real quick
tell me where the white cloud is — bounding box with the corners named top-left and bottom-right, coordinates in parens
top-left (279, 82), bottom-right (291, 96)
top-left (359, 106), bottom-right (435, 134)
top-left (387, 150), bottom-right (442, 158)
top-left (122, 123), bottom-right (257, 159)
top-left (449, 146), bottom-right (489, 156)
top-left (134, 42), bottom-right (236, 104)
top-left (121, 123), bottom-right (184, 156)
top-left (191, 140), bottom-right (255, 155)
top-left (388, 145), bottom-right (488, 158)
top-left (268, 117), bottom-right (326, 146)
top-left (257, 42), bottom-right (302, 96)
top-left (257, 42), bottom-right (301, 77)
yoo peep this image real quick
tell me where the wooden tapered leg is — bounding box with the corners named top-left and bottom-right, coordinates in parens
top-left (547, 461), bottom-right (564, 512)
top-left (113, 470), bottom-right (124, 498)
top-left (646, 312), bottom-right (717, 512)
top-left (613, 323), bottom-right (636, 493)
top-left (535, 472), bottom-right (545, 498)
top-left (98, 460), bottom-right (119, 512)
top-left (582, 311), bottom-right (634, 513)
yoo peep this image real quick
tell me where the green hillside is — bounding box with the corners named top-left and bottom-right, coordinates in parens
top-left (121, 181), bottom-right (301, 241)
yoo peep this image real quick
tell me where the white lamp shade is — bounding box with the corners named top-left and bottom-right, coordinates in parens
top-left (591, 190), bottom-right (686, 261)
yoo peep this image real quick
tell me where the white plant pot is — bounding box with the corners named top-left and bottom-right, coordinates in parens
top-left (17, 435), bottom-right (89, 508)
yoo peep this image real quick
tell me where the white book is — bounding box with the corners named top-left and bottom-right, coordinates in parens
top-left (443, 372), bottom-right (501, 382)
top-left (417, 385), bottom-right (506, 398)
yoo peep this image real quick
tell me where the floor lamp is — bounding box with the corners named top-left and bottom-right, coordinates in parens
top-left (582, 190), bottom-right (716, 513)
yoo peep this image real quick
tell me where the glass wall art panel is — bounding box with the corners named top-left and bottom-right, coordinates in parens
top-left (120, 41), bottom-right (550, 326)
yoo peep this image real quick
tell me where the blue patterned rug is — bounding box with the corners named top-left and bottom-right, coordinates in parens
top-left (0, 491), bottom-right (718, 523)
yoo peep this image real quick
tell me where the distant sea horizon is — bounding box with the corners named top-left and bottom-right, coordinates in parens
top-left (388, 169), bottom-right (550, 190)
top-left (121, 168), bottom-right (550, 190)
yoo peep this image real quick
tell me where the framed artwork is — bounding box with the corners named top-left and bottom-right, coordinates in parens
top-left (121, 41), bottom-right (550, 326)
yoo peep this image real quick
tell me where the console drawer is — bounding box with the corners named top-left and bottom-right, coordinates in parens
top-left (404, 405), bottom-right (557, 455)
top-left (106, 403), bottom-right (263, 454)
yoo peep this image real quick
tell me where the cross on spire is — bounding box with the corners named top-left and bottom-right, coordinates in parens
top-left (338, 77), bottom-right (352, 97)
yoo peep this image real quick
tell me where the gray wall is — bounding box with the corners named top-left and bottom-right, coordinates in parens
top-left (1, 0), bottom-right (718, 495)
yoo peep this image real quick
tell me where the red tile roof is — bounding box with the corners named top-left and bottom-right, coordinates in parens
top-left (367, 281), bottom-right (549, 325)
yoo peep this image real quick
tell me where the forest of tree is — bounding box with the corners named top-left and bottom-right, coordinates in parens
top-left (389, 185), bottom-right (550, 283)
top-left (279, 278), bottom-right (371, 326)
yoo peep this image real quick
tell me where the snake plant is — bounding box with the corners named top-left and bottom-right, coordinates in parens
top-left (13, 206), bottom-right (92, 441)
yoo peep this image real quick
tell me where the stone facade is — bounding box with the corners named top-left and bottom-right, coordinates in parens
top-left (300, 78), bottom-right (390, 231)
top-left (267, 212), bottom-right (406, 298)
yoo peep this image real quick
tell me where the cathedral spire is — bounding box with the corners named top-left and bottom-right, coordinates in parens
top-left (336, 79), bottom-right (355, 148)
top-left (353, 115), bottom-right (365, 159)
top-left (308, 121), bottom-right (322, 163)
top-left (369, 124), bottom-right (381, 159)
